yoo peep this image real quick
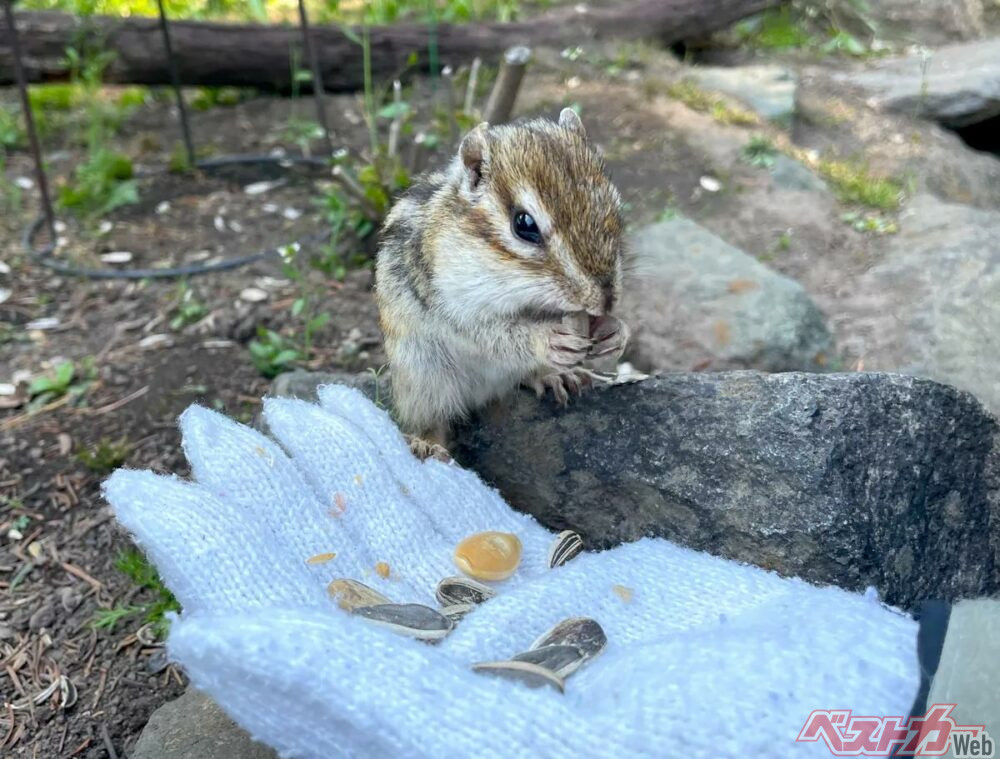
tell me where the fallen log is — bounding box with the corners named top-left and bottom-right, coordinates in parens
top-left (1, 0), bottom-right (776, 93)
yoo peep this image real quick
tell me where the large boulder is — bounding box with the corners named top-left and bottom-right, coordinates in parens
top-left (852, 195), bottom-right (1000, 415)
top-left (619, 219), bottom-right (834, 373)
top-left (847, 0), bottom-right (988, 46)
top-left (272, 370), bottom-right (1000, 611)
top-left (834, 38), bottom-right (1000, 128)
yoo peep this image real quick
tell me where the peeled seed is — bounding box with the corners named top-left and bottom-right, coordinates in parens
top-left (375, 561), bottom-right (391, 579)
top-left (306, 552), bottom-right (337, 565)
top-left (613, 584), bottom-right (634, 603)
top-left (547, 530), bottom-right (583, 569)
top-left (353, 603), bottom-right (454, 642)
top-left (440, 602), bottom-right (475, 623)
top-left (435, 576), bottom-right (497, 607)
top-left (511, 644), bottom-right (587, 679)
top-left (454, 531), bottom-right (522, 581)
top-left (530, 617), bottom-right (607, 662)
top-left (471, 660), bottom-right (565, 693)
top-left (327, 578), bottom-right (391, 611)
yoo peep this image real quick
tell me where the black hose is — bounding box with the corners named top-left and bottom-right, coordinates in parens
top-left (22, 154), bottom-right (333, 280)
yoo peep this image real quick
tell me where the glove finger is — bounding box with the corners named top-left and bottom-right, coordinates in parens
top-left (180, 404), bottom-right (372, 580)
top-left (168, 607), bottom-right (606, 758)
top-left (103, 470), bottom-right (325, 615)
top-left (317, 385), bottom-right (553, 578)
top-left (263, 398), bottom-right (452, 601)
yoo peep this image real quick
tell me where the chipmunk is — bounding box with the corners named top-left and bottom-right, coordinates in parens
top-left (375, 108), bottom-right (629, 459)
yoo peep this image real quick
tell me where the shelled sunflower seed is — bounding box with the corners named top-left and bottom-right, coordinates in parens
top-left (471, 660), bottom-right (565, 693)
top-left (435, 576), bottom-right (497, 607)
top-left (353, 603), bottom-right (454, 642)
top-left (547, 530), bottom-right (583, 569)
top-left (327, 578), bottom-right (391, 612)
top-left (530, 617), bottom-right (607, 663)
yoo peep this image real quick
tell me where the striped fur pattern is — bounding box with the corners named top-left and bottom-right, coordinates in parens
top-left (375, 110), bottom-right (626, 443)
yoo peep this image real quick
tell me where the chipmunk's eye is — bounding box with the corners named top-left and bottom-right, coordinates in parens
top-left (512, 210), bottom-right (542, 245)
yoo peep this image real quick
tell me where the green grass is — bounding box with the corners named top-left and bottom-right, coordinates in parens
top-left (665, 80), bottom-right (758, 127)
top-left (817, 159), bottom-right (903, 210)
top-left (92, 549), bottom-right (180, 637)
top-left (58, 148), bottom-right (138, 217)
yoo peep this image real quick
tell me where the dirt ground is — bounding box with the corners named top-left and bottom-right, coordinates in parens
top-left (0, 36), bottom-right (929, 757)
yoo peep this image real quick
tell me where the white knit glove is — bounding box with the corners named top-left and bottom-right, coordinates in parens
top-left (103, 385), bottom-right (920, 758)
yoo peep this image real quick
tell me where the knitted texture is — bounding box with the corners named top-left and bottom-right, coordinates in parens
top-left (103, 384), bottom-right (920, 758)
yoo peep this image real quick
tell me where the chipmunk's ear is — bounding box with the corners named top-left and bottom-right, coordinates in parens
top-left (559, 107), bottom-right (586, 139)
top-left (459, 122), bottom-right (489, 191)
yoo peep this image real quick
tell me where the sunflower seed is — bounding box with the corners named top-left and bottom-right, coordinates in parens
top-left (471, 660), bottom-right (565, 693)
top-left (547, 530), bottom-right (583, 569)
top-left (353, 603), bottom-right (454, 642)
top-left (327, 578), bottom-right (391, 612)
top-left (530, 617), bottom-right (607, 662)
top-left (511, 644), bottom-right (586, 679)
top-left (440, 602), bottom-right (475, 622)
top-left (435, 576), bottom-right (497, 607)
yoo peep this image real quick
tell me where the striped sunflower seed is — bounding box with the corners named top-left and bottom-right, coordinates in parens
top-left (547, 530), bottom-right (583, 569)
top-left (440, 602), bottom-right (475, 623)
top-left (530, 617), bottom-right (607, 662)
top-left (352, 603), bottom-right (454, 642)
top-left (471, 660), bottom-right (565, 693)
top-left (435, 575), bottom-right (497, 607)
top-left (327, 578), bottom-right (391, 612)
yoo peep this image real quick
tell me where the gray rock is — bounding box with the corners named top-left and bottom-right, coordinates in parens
top-left (846, 0), bottom-right (988, 46)
top-left (687, 64), bottom-right (796, 124)
top-left (768, 154), bottom-right (829, 193)
top-left (926, 598), bottom-right (1000, 753)
top-left (619, 219), bottom-right (834, 373)
top-left (857, 195), bottom-right (1000, 414)
top-left (453, 372), bottom-right (1000, 611)
top-left (272, 370), bottom-right (1000, 611)
top-left (132, 689), bottom-right (277, 759)
top-left (836, 38), bottom-right (1000, 127)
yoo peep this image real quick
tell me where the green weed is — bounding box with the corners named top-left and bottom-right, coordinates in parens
top-left (28, 359), bottom-right (94, 409)
top-left (77, 436), bottom-right (131, 473)
top-left (169, 283), bottom-right (208, 330)
top-left (58, 148), bottom-right (139, 216)
top-left (741, 135), bottom-right (778, 168)
top-left (92, 549), bottom-right (180, 637)
top-left (816, 159), bottom-right (902, 210)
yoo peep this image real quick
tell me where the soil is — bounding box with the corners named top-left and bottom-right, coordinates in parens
top-left (0, 36), bottom-right (917, 758)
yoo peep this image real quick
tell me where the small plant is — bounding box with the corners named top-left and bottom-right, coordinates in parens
top-left (815, 159), bottom-right (902, 210)
top-left (77, 436), bottom-right (131, 473)
top-left (841, 211), bottom-right (899, 235)
top-left (191, 86), bottom-right (249, 110)
top-left (741, 135), bottom-right (778, 168)
top-left (93, 549), bottom-right (180, 637)
top-left (248, 326), bottom-right (306, 378)
top-left (28, 359), bottom-right (94, 409)
top-left (0, 107), bottom-right (22, 149)
top-left (58, 148), bottom-right (139, 216)
top-left (169, 282), bottom-right (208, 330)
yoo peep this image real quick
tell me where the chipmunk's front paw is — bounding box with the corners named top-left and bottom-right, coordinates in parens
top-left (588, 315), bottom-right (630, 359)
top-left (546, 326), bottom-right (591, 369)
top-left (528, 367), bottom-right (614, 406)
top-left (405, 435), bottom-right (452, 463)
